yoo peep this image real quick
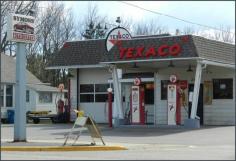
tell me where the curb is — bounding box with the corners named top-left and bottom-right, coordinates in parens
top-left (1, 146), bottom-right (128, 151)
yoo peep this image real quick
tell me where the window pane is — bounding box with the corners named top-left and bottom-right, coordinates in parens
top-left (5, 85), bottom-right (13, 107)
top-left (95, 84), bottom-right (109, 92)
top-left (26, 90), bottom-right (30, 102)
top-left (6, 96), bottom-right (13, 107)
top-left (0, 96), bottom-right (3, 107)
top-left (80, 84), bottom-right (94, 93)
top-left (145, 83), bottom-right (154, 104)
top-left (213, 79), bottom-right (233, 99)
top-left (0, 85), bottom-right (3, 96)
top-left (161, 80), bottom-right (169, 100)
top-left (95, 94), bottom-right (108, 102)
top-left (0, 86), bottom-right (3, 107)
top-left (6, 85), bottom-right (13, 95)
top-left (80, 94), bottom-right (94, 102)
top-left (39, 92), bottom-right (52, 103)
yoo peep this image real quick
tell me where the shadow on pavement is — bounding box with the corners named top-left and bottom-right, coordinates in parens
top-left (46, 125), bottom-right (230, 137)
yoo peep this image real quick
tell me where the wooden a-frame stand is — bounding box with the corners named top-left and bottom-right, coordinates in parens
top-left (63, 116), bottom-right (105, 146)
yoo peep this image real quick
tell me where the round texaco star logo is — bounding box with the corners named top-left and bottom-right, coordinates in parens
top-left (170, 74), bottom-right (177, 83)
top-left (134, 78), bottom-right (141, 86)
top-left (105, 27), bottom-right (132, 52)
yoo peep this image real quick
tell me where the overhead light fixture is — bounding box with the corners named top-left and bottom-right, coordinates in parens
top-left (132, 62), bottom-right (139, 68)
top-left (187, 64), bottom-right (193, 72)
top-left (168, 60), bottom-right (175, 67)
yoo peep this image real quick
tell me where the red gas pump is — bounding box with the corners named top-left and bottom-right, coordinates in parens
top-left (131, 78), bottom-right (145, 125)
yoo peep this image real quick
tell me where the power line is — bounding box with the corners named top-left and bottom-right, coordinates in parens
top-left (118, 1), bottom-right (235, 35)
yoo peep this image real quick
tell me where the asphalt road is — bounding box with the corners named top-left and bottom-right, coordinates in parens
top-left (1, 123), bottom-right (235, 160)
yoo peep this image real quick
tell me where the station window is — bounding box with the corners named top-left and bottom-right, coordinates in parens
top-left (161, 80), bottom-right (169, 100)
top-left (144, 83), bottom-right (154, 104)
top-left (6, 85), bottom-right (13, 107)
top-left (39, 92), bottom-right (52, 103)
top-left (95, 84), bottom-right (109, 92)
top-left (80, 84), bottom-right (94, 93)
top-left (213, 78), bottom-right (233, 99)
top-left (80, 84), bottom-right (113, 103)
top-left (0, 85), bottom-right (3, 107)
top-left (80, 94), bottom-right (94, 102)
top-left (80, 84), bottom-right (94, 103)
top-left (26, 90), bottom-right (30, 102)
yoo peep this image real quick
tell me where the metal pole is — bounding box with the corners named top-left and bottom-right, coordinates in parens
top-left (107, 89), bottom-right (113, 128)
top-left (190, 61), bottom-right (202, 119)
top-left (68, 79), bottom-right (71, 122)
top-left (14, 42), bottom-right (26, 142)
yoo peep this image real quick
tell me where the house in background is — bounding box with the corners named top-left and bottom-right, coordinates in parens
top-left (1, 53), bottom-right (66, 122)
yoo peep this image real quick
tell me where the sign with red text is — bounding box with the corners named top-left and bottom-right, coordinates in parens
top-left (7, 13), bottom-right (36, 43)
top-left (106, 27), bottom-right (132, 52)
top-left (119, 44), bottom-right (181, 60)
top-left (101, 35), bottom-right (198, 63)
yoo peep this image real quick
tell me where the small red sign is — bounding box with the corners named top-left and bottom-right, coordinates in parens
top-left (170, 74), bottom-right (177, 83)
top-left (134, 78), bottom-right (141, 86)
top-left (179, 80), bottom-right (188, 89)
top-left (13, 32), bottom-right (35, 42)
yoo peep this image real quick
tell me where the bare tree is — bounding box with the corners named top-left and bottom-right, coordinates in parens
top-left (79, 3), bottom-right (108, 39)
top-left (132, 19), bottom-right (169, 36)
top-left (26, 2), bottom-right (77, 87)
top-left (199, 25), bottom-right (235, 44)
top-left (182, 26), bottom-right (198, 35)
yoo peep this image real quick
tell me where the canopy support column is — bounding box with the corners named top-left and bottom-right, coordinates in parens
top-left (110, 65), bottom-right (124, 126)
top-left (185, 61), bottom-right (205, 128)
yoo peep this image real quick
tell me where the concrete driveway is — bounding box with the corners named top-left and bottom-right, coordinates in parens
top-left (1, 123), bottom-right (235, 160)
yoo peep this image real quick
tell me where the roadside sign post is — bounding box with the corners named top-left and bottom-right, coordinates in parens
top-left (14, 43), bottom-right (27, 141)
top-left (7, 13), bottom-right (35, 142)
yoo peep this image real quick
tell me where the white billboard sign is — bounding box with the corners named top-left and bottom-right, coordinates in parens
top-left (7, 13), bottom-right (36, 43)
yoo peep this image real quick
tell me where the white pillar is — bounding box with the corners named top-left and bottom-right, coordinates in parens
top-left (111, 65), bottom-right (124, 119)
top-left (190, 61), bottom-right (202, 119)
top-left (14, 43), bottom-right (27, 141)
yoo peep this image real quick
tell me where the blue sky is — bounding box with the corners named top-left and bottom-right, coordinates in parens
top-left (41, 1), bottom-right (235, 34)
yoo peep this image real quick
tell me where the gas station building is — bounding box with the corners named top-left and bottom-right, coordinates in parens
top-left (47, 33), bottom-right (235, 127)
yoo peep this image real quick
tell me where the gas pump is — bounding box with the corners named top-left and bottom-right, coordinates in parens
top-left (167, 75), bottom-right (181, 125)
top-left (130, 78), bottom-right (145, 125)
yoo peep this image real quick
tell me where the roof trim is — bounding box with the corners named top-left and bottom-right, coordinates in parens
top-left (100, 57), bottom-right (201, 64)
top-left (46, 64), bottom-right (107, 70)
top-left (192, 34), bottom-right (235, 45)
top-left (200, 59), bottom-right (235, 69)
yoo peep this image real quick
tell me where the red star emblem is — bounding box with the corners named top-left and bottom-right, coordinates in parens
top-left (109, 30), bottom-right (122, 46)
